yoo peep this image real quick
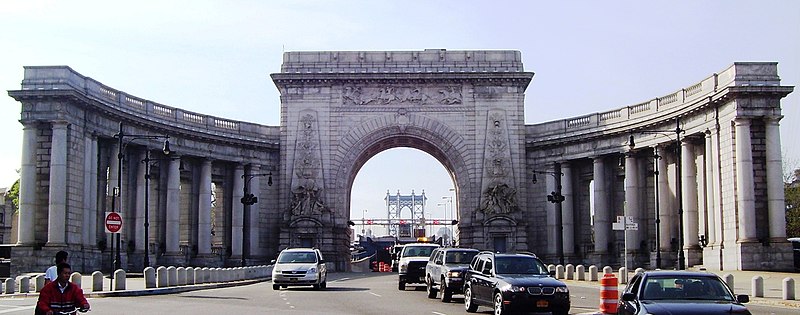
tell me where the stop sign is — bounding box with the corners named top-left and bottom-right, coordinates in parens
top-left (105, 212), bottom-right (122, 233)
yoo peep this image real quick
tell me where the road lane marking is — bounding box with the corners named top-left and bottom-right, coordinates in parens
top-left (432, 312), bottom-right (446, 315)
top-left (368, 292), bottom-right (381, 297)
top-left (332, 277), bottom-right (350, 282)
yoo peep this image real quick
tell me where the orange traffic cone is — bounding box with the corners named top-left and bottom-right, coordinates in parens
top-left (599, 273), bottom-right (619, 314)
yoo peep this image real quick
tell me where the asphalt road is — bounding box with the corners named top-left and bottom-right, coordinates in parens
top-left (0, 273), bottom-right (795, 314)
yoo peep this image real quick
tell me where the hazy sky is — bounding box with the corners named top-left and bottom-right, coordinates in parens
top-left (1, 1), bottom-right (798, 236)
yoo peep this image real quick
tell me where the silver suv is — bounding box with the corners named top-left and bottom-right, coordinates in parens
top-left (271, 248), bottom-right (327, 290)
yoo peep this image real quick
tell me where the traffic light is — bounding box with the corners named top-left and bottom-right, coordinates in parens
top-left (547, 191), bottom-right (565, 204)
top-left (240, 193), bottom-right (258, 205)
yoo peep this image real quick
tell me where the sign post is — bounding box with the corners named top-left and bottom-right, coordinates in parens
top-left (105, 212), bottom-right (123, 234)
top-left (612, 213), bottom-right (637, 274)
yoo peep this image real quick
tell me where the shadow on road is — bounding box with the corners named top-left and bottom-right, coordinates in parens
top-left (283, 287), bottom-right (369, 292)
top-left (180, 295), bottom-right (249, 300)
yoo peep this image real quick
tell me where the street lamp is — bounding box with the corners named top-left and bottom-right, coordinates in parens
top-left (441, 196), bottom-right (453, 246)
top-left (140, 146), bottom-right (174, 269)
top-left (362, 209), bottom-right (368, 236)
top-left (240, 172), bottom-right (272, 266)
top-left (113, 122), bottom-right (171, 273)
top-left (532, 168), bottom-right (565, 265)
top-left (628, 118), bottom-right (686, 270)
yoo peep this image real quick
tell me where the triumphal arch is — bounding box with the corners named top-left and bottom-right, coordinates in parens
top-left (5, 49), bottom-right (795, 274)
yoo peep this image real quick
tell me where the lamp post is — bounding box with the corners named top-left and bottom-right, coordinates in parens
top-left (628, 118), bottom-right (685, 270)
top-left (240, 172), bottom-right (272, 267)
top-left (441, 196), bottom-right (453, 246)
top-left (437, 202), bottom-right (447, 245)
top-left (532, 168), bottom-right (565, 265)
top-left (362, 209), bottom-right (368, 236)
top-left (652, 147), bottom-right (662, 269)
top-left (113, 122), bottom-right (171, 273)
top-left (140, 149), bottom-right (175, 269)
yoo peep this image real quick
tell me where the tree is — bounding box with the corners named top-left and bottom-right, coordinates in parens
top-left (787, 181), bottom-right (800, 238)
top-left (6, 179), bottom-right (19, 212)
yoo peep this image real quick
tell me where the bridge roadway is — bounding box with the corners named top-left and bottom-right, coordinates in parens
top-left (0, 272), bottom-right (797, 314)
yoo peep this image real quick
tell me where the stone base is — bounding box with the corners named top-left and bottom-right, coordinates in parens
top-left (586, 252), bottom-right (616, 268)
top-left (191, 254), bottom-right (224, 268)
top-left (159, 253), bottom-right (187, 267)
top-left (685, 247), bottom-right (703, 267)
top-left (737, 241), bottom-right (794, 271)
top-left (701, 245), bottom-right (723, 271)
top-left (649, 250), bottom-right (676, 270)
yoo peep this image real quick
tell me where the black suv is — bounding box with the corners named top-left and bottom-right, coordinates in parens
top-left (425, 247), bottom-right (479, 302)
top-left (463, 252), bottom-right (570, 315)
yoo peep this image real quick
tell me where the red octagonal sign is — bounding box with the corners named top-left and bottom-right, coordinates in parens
top-left (105, 212), bottom-right (122, 234)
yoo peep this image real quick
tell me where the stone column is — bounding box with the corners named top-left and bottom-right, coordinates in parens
top-left (88, 136), bottom-right (99, 247)
top-left (246, 164), bottom-right (262, 256)
top-left (197, 159), bottom-right (213, 255)
top-left (135, 150), bottom-right (147, 252)
top-left (82, 135), bottom-right (98, 247)
top-left (165, 156), bottom-right (181, 254)
top-left (704, 131), bottom-right (717, 245)
top-left (734, 118), bottom-right (757, 241)
top-left (656, 146), bottom-right (673, 251)
top-left (17, 124), bottom-right (38, 245)
top-left (545, 168), bottom-right (557, 255)
top-left (681, 140), bottom-right (699, 249)
top-left (709, 127), bottom-right (723, 246)
top-left (231, 165), bottom-right (244, 258)
top-left (624, 154), bottom-right (640, 251)
top-left (593, 157), bottom-right (609, 253)
top-left (561, 162), bottom-right (575, 256)
top-left (47, 121), bottom-right (68, 245)
top-left (765, 117), bottom-right (786, 240)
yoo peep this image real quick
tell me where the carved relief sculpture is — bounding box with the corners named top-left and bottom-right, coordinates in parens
top-left (478, 110), bottom-right (519, 215)
top-left (343, 86), bottom-right (460, 105)
top-left (290, 113), bottom-right (328, 216)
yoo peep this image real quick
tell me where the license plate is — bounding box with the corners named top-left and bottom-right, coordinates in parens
top-left (536, 300), bottom-right (548, 308)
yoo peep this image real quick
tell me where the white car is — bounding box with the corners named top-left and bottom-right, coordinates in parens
top-left (271, 248), bottom-right (327, 290)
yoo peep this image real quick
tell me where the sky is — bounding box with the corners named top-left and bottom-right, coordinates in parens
top-left (1, 1), bottom-right (798, 236)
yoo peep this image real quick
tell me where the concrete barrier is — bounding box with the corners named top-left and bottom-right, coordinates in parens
top-left (548, 264), bottom-right (555, 274)
top-left (92, 271), bottom-right (104, 292)
top-left (783, 277), bottom-right (795, 300)
top-left (618, 267), bottom-right (628, 284)
top-left (635, 268), bottom-right (645, 275)
top-left (186, 267), bottom-right (195, 285)
top-left (114, 269), bottom-right (126, 291)
top-left (167, 266), bottom-right (177, 286)
top-left (589, 265), bottom-right (599, 281)
top-left (752, 276), bottom-right (764, 298)
top-left (603, 266), bottom-right (613, 275)
top-left (70, 272), bottom-right (81, 287)
top-left (723, 274), bottom-right (734, 291)
top-left (156, 266), bottom-right (168, 288)
top-left (576, 265), bottom-right (585, 281)
top-left (177, 267), bottom-right (186, 285)
top-left (566, 264), bottom-right (574, 280)
top-left (35, 274), bottom-right (45, 292)
top-left (4, 278), bottom-right (15, 294)
top-left (556, 265), bottom-right (565, 279)
top-left (202, 268), bottom-right (210, 283)
top-left (144, 267), bottom-right (156, 289)
top-left (17, 276), bottom-right (29, 293)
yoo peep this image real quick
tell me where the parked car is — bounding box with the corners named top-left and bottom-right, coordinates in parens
top-left (397, 243), bottom-right (440, 290)
top-left (617, 270), bottom-right (750, 315)
top-left (463, 251), bottom-right (570, 315)
top-left (425, 247), bottom-right (479, 302)
top-left (271, 248), bottom-right (327, 290)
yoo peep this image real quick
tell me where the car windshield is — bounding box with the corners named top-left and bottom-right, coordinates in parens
top-left (277, 251), bottom-right (317, 263)
top-left (641, 275), bottom-right (735, 301)
top-left (445, 251), bottom-right (478, 264)
top-left (402, 246), bottom-right (436, 257)
top-left (494, 257), bottom-right (548, 275)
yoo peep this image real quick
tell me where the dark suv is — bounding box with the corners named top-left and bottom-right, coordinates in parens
top-left (463, 252), bottom-right (570, 315)
top-left (425, 247), bottom-right (479, 302)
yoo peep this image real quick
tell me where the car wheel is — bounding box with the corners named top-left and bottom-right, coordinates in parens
top-left (398, 280), bottom-right (405, 290)
top-left (320, 281), bottom-right (327, 289)
top-left (464, 286), bottom-right (478, 313)
top-left (440, 279), bottom-right (452, 302)
top-left (493, 292), bottom-right (507, 315)
top-left (426, 277), bottom-right (438, 298)
top-left (313, 283), bottom-right (320, 290)
top-left (272, 284), bottom-right (279, 290)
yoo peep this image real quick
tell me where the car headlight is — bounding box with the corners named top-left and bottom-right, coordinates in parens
top-left (399, 263), bottom-right (408, 273)
top-left (501, 284), bottom-right (526, 292)
top-left (555, 286), bottom-right (569, 293)
top-left (308, 267), bottom-right (317, 274)
top-left (446, 271), bottom-right (461, 278)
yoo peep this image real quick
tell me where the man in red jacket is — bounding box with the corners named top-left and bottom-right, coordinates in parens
top-left (36, 262), bottom-right (90, 315)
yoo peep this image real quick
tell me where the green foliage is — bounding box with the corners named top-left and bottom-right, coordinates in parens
top-left (7, 179), bottom-right (19, 212)
top-left (786, 184), bottom-right (800, 238)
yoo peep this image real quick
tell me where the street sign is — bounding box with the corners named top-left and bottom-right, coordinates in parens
top-left (105, 212), bottom-right (123, 234)
top-left (612, 216), bottom-right (638, 230)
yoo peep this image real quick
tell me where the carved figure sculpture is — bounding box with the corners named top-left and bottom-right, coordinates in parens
top-left (479, 183), bottom-right (519, 214)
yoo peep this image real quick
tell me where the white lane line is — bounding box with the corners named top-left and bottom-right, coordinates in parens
top-left (368, 292), bottom-right (381, 297)
top-left (0, 305), bottom-right (35, 314)
top-left (432, 312), bottom-right (446, 315)
top-left (332, 277), bottom-right (350, 282)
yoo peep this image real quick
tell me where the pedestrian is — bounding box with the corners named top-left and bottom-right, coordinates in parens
top-left (35, 262), bottom-right (90, 315)
top-left (43, 250), bottom-right (68, 285)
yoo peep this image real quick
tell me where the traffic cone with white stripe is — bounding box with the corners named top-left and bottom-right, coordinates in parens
top-left (599, 273), bottom-right (618, 314)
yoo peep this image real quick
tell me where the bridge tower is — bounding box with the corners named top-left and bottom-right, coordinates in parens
top-left (385, 190), bottom-right (427, 239)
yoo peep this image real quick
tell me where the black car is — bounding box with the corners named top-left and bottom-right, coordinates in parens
top-left (618, 270), bottom-right (751, 315)
top-left (463, 252), bottom-right (570, 315)
top-left (425, 247), bottom-right (480, 302)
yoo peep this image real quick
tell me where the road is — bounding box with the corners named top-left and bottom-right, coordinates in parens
top-left (0, 272), bottom-right (795, 314)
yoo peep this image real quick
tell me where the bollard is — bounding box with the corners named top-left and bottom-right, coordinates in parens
top-left (186, 267), bottom-right (195, 285)
top-left (576, 265), bottom-right (585, 281)
top-left (723, 274), bottom-right (734, 291)
top-left (157, 266), bottom-right (168, 288)
top-left (548, 264), bottom-right (556, 274)
top-left (4, 278), bottom-right (14, 294)
top-left (602, 265), bottom-right (613, 275)
top-left (618, 267), bottom-right (628, 284)
top-left (35, 275), bottom-right (45, 292)
top-left (17, 276), bottom-right (30, 293)
top-left (751, 276), bottom-right (764, 298)
top-left (92, 271), bottom-right (104, 292)
top-left (114, 269), bottom-right (126, 291)
top-left (144, 267), bottom-right (156, 288)
top-left (634, 267), bottom-right (644, 275)
top-left (599, 273), bottom-right (618, 314)
top-left (566, 264), bottom-right (575, 280)
top-left (70, 272), bottom-right (82, 287)
top-left (783, 277), bottom-right (795, 300)
top-left (177, 267), bottom-right (186, 285)
top-left (556, 265), bottom-right (565, 279)
top-left (589, 265), bottom-right (599, 281)
top-left (167, 266), bottom-right (178, 286)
